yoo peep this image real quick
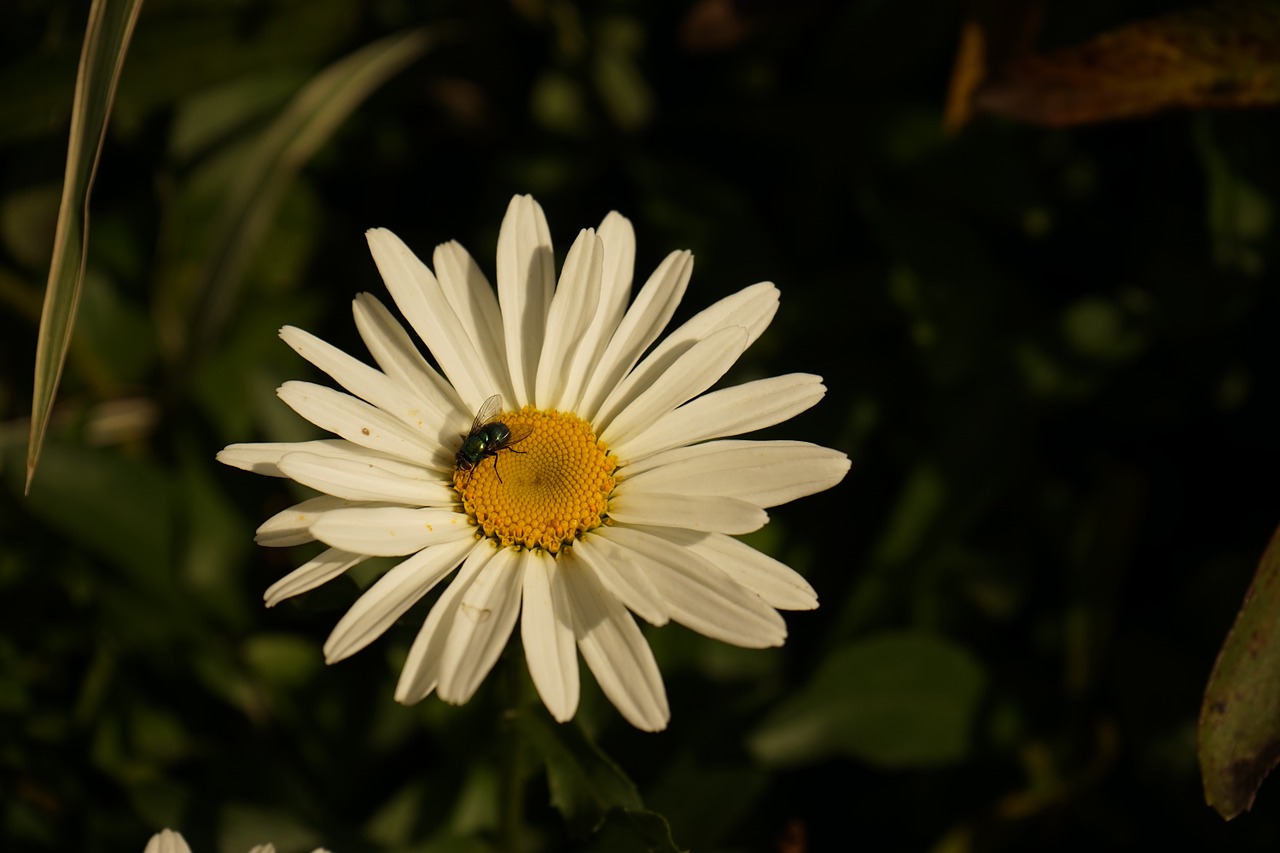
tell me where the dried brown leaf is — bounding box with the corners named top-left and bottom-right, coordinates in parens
top-left (976, 1), bottom-right (1280, 127)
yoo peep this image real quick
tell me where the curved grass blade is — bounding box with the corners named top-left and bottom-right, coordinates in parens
top-left (173, 28), bottom-right (434, 369)
top-left (27, 0), bottom-right (145, 494)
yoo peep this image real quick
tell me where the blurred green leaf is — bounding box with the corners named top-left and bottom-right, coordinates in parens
top-left (583, 809), bottom-right (684, 853)
top-left (0, 184), bottom-right (61, 271)
top-left (27, 0), bottom-right (144, 493)
top-left (645, 759), bottom-right (766, 851)
top-left (749, 631), bottom-right (985, 768)
top-left (515, 712), bottom-right (642, 836)
top-left (156, 27), bottom-right (434, 368)
top-left (1196, 119), bottom-right (1273, 277)
top-left (9, 441), bottom-right (171, 581)
top-left (1200, 522), bottom-right (1280, 819)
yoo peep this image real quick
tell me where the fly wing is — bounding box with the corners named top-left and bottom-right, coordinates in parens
top-left (503, 421), bottom-right (534, 447)
top-left (470, 394), bottom-right (503, 433)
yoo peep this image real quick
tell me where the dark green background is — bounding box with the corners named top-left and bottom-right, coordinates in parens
top-left (3, 0), bottom-right (1280, 850)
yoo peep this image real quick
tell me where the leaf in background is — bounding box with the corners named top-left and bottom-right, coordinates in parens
top-left (1200, 522), bottom-right (1280, 819)
top-left (943, 0), bottom-right (1044, 132)
top-left (5, 440), bottom-right (171, 581)
top-left (975, 1), bottom-right (1280, 127)
top-left (156, 28), bottom-right (434, 370)
top-left (749, 631), bottom-right (985, 768)
top-left (583, 809), bottom-right (684, 853)
top-left (514, 711), bottom-right (643, 836)
top-left (27, 0), bottom-right (144, 493)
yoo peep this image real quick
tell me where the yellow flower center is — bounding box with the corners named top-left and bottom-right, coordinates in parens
top-left (455, 407), bottom-right (616, 554)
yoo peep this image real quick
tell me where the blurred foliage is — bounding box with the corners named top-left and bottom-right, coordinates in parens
top-left (4, 0), bottom-right (1280, 850)
top-left (1202, 522), bottom-right (1280, 820)
top-left (975, 1), bottom-right (1280, 127)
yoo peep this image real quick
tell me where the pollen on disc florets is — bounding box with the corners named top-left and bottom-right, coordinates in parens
top-left (455, 407), bottom-right (616, 554)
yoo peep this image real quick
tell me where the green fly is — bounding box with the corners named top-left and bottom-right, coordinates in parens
top-left (455, 394), bottom-right (532, 485)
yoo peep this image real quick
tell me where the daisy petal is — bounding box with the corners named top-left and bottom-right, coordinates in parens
top-left (311, 506), bottom-right (473, 556)
top-left (395, 541), bottom-right (497, 704)
top-left (561, 548), bottom-right (670, 731)
top-left (615, 373), bottom-right (827, 462)
top-left (323, 537), bottom-right (475, 663)
top-left (663, 529), bottom-right (817, 611)
top-left (277, 451), bottom-right (455, 505)
top-left (619, 440), bottom-right (851, 508)
top-left (521, 551), bottom-right (579, 722)
top-left (536, 228), bottom-right (602, 409)
top-left (218, 439), bottom-right (365, 478)
top-left (264, 547), bottom-right (367, 607)
top-left (559, 212), bottom-right (635, 411)
top-left (145, 830), bottom-right (193, 853)
top-left (255, 496), bottom-right (353, 547)
top-left (572, 534), bottom-right (669, 626)
top-left (602, 526), bottom-right (787, 648)
top-left (352, 293), bottom-right (468, 419)
top-left (281, 325), bottom-right (453, 439)
top-left (600, 326), bottom-right (748, 448)
top-left (496, 195), bottom-right (555, 407)
top-left (438, 547), bottom-right (525, 704)
top-left (643, 281), bottom-right (777, 369)
top-left (433, 241), bottom-right (513, 403)
top-left (366, 228), bottom-right (495, 409)
top-left (263, 436), bottom-right (451, 477)
top-left (609, 490), bottom-right (767, 534)
top-left (278, 381), bottom-right (434, 462)
top-left (591, 282), bottom-right (776, 430)
top-left (577, 249), bottom-right (693, 421)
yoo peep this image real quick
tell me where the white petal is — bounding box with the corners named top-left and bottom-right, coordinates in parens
top-left (277, 451), bottom-right (455, 505)
top-left (535, 228), bottom-right (602, 409)
top-left (609, 490), bottom-right (767, 535)
top-left (599, 326), bottom-right (748, 448)
top-left (664, 529), bottom-right (817, 611)
top-left (496, 195), bottom-right (555, 407)
top-left (570, 534), bottom-right (669, 626)
top-left (620, 440), bottom-right (850, 508)
top-left (255, 496), bottom-right (353, 547)
top-left (311, 506), bottom-right (473, 556)
top-left (577, 250), bottom-right (693, 422)
top-left (395, 541), bottom-right (496, 703)
top-left (264, 547), bottom-right (367, 607)
top-left (591, 282), bottom-right (776, 431)
top-left (248, 844), bottom-right (276, 853)
top-left (352, 293), bottom-right (468, 420)
top-left (281, 325), bottom-right (453, 442)
top-left (277, 381), bottom-right (435, 463)
top-left (323, 537), bottom-right (474, 662)
top-left (144, 830), bottom-right (193, 853)
top-left (601, 525), bottom-right (787, 648)
top-left (433, 241), bottom-right (515, 404)
top-left (558, 212), bottom-right (635, 412)
top-left (437, 547), bottom-right (524, 704)
top-left (614, 373), bottom-right (827, 462)
top-left (521, 551), bottom-right (579, 722)
top-left (643, 281), bottom-right (777, 372)
top-left (219, 439), bottom-right (360, 478)
top-left (561, 548), bottom-right (669, 731)
top-left (366, 228), bottom-right (495, 409)
top-left (274, 436), bottom-right (452, 478)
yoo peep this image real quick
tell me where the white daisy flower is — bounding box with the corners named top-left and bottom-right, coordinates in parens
top-left (218, 195), bottom-right (849, 731)
top-left (143, 829), bottom-right (330, 853)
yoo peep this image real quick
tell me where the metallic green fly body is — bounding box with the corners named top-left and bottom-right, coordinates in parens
top-left (455, 394), bottom-right (532, 485)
